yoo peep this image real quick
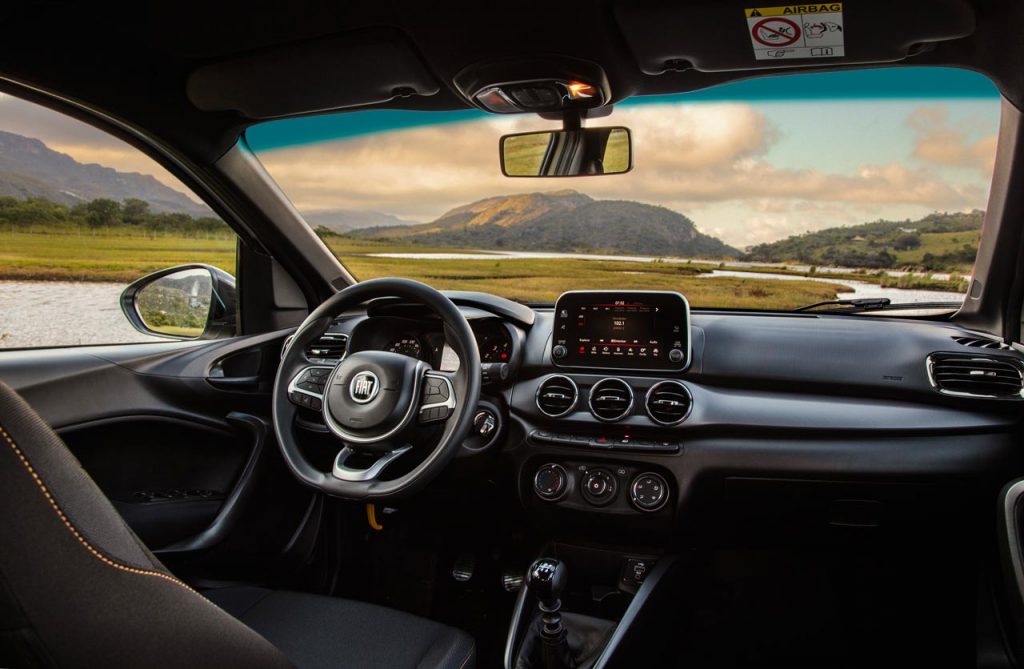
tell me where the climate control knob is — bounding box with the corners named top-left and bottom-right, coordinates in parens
top-left (581, 468), bottom-right (617, 506)
top-left (630, 473), bottom-right (669, 512)
top-left (534, 463), bottom-right (569, 501)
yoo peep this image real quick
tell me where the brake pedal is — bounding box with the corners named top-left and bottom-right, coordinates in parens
top-left (501, 569), bottom-right (524, 592)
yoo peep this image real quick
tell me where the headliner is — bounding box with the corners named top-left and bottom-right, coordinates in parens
top-left (0, 0), bottom-right (1021, 164)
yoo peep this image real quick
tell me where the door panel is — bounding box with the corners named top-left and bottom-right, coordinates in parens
top-left (61, 414), bottom-right (250, 549)
top-left (0, 333), bottom-right (317, 579)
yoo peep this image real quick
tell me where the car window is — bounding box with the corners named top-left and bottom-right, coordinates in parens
top-left (247, 67), bottom-right (1000, 311)
top-left (0, 93), bottom-right (237, 348)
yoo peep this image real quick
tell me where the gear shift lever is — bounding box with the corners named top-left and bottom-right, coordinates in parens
top-left (526, 558), bottom-right (574, 669)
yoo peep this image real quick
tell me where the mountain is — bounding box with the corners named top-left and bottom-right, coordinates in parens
top-left (357, 190), bottom-right (740, 258)
top-left (0, 130), bottom-right (210, 215)
top-left (304, 208), bottom-right (419, 233)
top-left (743, 210), bottom-right (984, 271)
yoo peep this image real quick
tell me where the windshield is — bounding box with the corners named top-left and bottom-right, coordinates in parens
top-left (248, 67), bottom-right (1000, 309)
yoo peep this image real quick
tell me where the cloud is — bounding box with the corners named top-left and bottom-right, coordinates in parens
top-left (908, 106), bottom-right (997, 176)
top-left (258, 103), bottom-right (987, 240)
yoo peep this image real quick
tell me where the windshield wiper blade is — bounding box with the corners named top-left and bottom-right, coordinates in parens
top-left (794, 298), bottom-right (891, 312)
top-left (794, 298), bottom-right (963, 314)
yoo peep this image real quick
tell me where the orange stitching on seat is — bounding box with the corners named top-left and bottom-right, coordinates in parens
top-left (0, 424), bottom-right (198, 595)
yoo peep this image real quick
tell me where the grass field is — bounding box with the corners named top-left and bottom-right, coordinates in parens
top-left (892, 229), bottom-right (981, 267)
top-left (0, 229), bottom-right (237, 282)
top-left (0, 228), bottom-right (857, 308)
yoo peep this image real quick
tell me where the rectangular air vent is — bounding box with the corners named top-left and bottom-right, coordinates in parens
top-left (307, 333), bottom-right (348, 362)
top-left (928, 353), bottom-right (1024, 399)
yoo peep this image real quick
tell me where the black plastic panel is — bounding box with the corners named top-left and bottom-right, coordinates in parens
top-left (615, 0), bottom-right (975, 73)
top-left (187, 28), bottom-right (440, 118)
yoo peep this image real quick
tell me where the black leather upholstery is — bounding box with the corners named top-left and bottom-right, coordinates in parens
top-left (205, 587), bottom-right (476, 669)
top-left (0, 381), bottom-right (474, 669)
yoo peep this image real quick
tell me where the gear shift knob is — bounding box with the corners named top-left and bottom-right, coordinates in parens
top-left (526, 558), bottom-right (567, 607)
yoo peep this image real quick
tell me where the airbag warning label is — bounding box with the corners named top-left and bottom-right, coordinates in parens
top-left (745, 3), bottom-right (844, 61)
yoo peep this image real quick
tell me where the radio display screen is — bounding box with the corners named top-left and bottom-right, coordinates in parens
top-left (552, 291), bottom-right (690, 370)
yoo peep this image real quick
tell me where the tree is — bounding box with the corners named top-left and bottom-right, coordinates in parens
top-left (122, 198), bottom-right (150, 226)
top-left (892, 233), bottom-right (922, 251)
top-left (82, 198), bottom-right (121, 228)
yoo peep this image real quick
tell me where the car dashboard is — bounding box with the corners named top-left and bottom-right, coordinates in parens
top-left (290, 290), bottom-right (1023, 546)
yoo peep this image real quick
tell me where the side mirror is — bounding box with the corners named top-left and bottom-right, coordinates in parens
top-left (120, 264), bottom-right (237, 340)
top-left (500, 126), bottom-right (632, 177)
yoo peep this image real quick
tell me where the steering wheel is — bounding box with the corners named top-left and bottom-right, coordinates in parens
top-left (272, 278), bottom-right (481, 500)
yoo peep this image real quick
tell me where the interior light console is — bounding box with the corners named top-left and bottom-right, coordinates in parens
top-left (551, 291), bottom-right (690, 371)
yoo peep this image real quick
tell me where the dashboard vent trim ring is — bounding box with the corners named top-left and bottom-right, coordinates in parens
top-left (927, 352), bottom-right (1024, 399)
top-left (644, 380), bottom-right (693, 426)
top-left (588, 378), bottom-right (635, 422)
top-left (535, 375), bottom-right (579, 418)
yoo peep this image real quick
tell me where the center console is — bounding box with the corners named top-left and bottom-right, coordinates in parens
top-left (504, 291), bottom-right (695, 666)
top-left (511, 291), bottom-right (695, 529)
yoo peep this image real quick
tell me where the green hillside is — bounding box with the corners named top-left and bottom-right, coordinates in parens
top-left (357, 191), bottom-right (740, 258)
top-left (743, 211), bottom-right (983, 272)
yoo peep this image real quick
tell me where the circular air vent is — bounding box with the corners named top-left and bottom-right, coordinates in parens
top-left (535, 375), bottom-right (579, 417)
top-left (644, 381), bottom-right (693, 425)
top-left (588, 378), bottom-right (634, 422)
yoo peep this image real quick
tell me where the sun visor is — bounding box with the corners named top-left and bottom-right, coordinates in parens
top-left (187, 29), bottom-right (440, 119)
top-left (615, 0), bottom-right (975, 73)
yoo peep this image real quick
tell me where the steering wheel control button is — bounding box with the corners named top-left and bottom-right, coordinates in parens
top-left (422, 375), bottom-right (451, 400)
top-left (581, 468), bottom-right (617, 506)
top-left (419, 373), bottom-right (455, 424)
top-left (288, 389), bottom-right (323, 411)
top-left (630, 473), bottom-right (669, 512)
top-left (290, 367), bottom-right (332, 398)
top-left (534, 463), bottom-right (569, 501)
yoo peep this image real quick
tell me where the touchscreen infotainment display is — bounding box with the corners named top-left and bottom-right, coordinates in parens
top-left (551, 291), bottom-right (690, 370)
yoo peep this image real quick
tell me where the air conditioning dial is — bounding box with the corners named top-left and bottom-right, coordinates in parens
top-left (534, 463), bottom-right (569, 501)
top-left (630, 473), bottom-right (669, 512)
top-left (581, 468), bottom-right (617, 506)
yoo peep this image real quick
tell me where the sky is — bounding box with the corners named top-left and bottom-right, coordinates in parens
top-left (0, 68), bottom-right (1001, 248)
top-left (0, 92), bottom-right (190, 196)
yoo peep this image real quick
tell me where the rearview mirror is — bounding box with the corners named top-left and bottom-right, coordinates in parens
top-left (500, 127), bottom-right (632, 177)
top-left (120, 264), bottom-right (237, 340)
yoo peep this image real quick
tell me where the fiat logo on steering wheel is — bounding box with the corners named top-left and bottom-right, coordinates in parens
top-left (349, 371), bottom-right (381, 404)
